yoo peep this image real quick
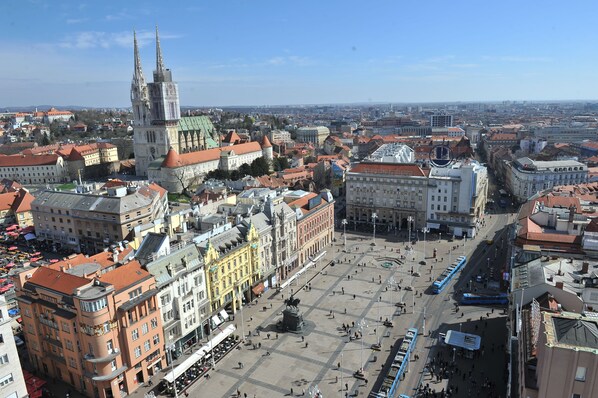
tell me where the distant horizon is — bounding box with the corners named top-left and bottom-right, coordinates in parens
top-left (5, 1), bottom-right (598, 108)
top-left (4, 98), bottom-right (598, 112)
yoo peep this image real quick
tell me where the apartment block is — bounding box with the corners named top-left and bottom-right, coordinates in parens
top-left (0, 296), bottom-right (27, 398)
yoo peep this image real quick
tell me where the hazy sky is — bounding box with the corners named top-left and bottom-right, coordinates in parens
top-left (3, 0), bottom-right (598, 108)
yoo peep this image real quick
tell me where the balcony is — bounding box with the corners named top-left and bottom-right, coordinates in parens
top-left (85, 365), bottom-right (128, 382)
top-left (84, 348), bottom-right (121, 363)
top-left (39, 316), bottom-right (58, 330)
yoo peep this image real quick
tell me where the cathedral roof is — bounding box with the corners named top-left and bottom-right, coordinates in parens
top-left (161, 147), bottom-right (183, 168)
top-left (262, 135), bottom-right (272, 148)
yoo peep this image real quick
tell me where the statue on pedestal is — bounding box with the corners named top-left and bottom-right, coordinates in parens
top-left (282, 295), bottom-right (304, 333)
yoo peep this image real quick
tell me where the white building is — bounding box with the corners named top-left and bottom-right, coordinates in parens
top-left (533, 126), bottom-right (598, 143)
top-left (519, 137), bottom-right (548, 154)
top-left (430, 114), bottom-right (453, 128)
top-left (426, 161), bottom-right (488, 238)
top-left (366, 143), bottom-right (415, 164)
top-left (0, 296), bottom-right (28, 398)
top-left (296, 126), bottom-right (330, 146)
top-left (0, 154), bottom-right (68, 184)
top-left (135, 234), bottom-right (211, 356)
top-left (268, 130), bottom-right (293, 145)
top-left (508, 157), bottom-right (588, 203)
top-left (243, 197), bottom-right (298, 290)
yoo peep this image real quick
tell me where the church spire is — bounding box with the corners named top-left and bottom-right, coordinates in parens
top-left (155, 25), bottom-right (165, 75)
top-left (133, 31), bottom-right (145, 85)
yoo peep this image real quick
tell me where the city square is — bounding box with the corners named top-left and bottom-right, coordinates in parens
top-left (125, 210), bottom-right (512, 398)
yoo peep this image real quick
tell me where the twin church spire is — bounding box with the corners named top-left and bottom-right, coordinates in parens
top-left (132, 26), bottom-right (167, 88)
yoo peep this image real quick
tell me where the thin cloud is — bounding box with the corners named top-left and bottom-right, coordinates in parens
top-left (450, 63), bottom-right (479, 68)
top-left (105, 9), bottom-right (131, 21)
top-left (482, 55), bottom-right (552, 63)
top-left (66, 18), bottom-right (88, 24)
top-left (58, 30), bottom-right (181, 50)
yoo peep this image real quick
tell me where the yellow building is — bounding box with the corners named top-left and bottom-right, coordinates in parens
top-left (198, 224), bottom-right (260, 315)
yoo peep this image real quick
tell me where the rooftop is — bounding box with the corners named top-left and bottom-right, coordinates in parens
top-left (543, 311), bottom-right (598, 353)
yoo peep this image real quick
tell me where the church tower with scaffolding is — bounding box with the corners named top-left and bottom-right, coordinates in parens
top-left (132, 27), bottom-right (181, 176)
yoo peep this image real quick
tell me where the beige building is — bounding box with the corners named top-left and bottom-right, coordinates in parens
top-left (0, 154), bottom-right (68, 184)
top-left (296, 126), bottom-right (330, 146)
top-left (530, 311), bottom-right (598, 398)
top-left (0, 188), bottom-right (35, 227)
top-left (346, 162), bottom-right (429, 230)
top-left (32, 183), bottom-right (168, 253)
top-left (0, 296), bottom-right (28, 398)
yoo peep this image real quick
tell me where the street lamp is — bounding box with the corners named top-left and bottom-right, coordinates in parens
top-left (407, 216), bottom-right (414, 242)
top-left (167, 341), bottom-right (179, 398)
top-left (236, 283), bottom-right (245, 341)
top-left (340, 352), bottom-right (344, 397)
top-left (421, 227), bottom-right (429, 260)
top-left (341, 219), bottom-right (348, 252)
top-left (357, 319), bottom-right (368, 375)
top-left (372, 212), bottom-right (378, 245)
top-left (388, 277), bottom-right (396, 317)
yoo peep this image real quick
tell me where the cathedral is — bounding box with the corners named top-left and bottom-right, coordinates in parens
top-left (131, 28), bottom-right (219, 176)
top-left (132, 28), bottom-right (273, 191)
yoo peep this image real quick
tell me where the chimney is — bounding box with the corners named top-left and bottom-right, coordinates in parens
top-left (113, 250), bottom-right (119, 264)
top-left (582, 262), bottom-right (589, 274)
top-left (59, 265), bottom-right (66, 272)
top-left (555, 281), bottom-right (564, 290)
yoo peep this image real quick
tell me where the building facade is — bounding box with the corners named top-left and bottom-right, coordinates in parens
top-left (346, 162), bottom-right (429, 231)
top-left (426, 161), bottom-right (488, 238)
top-left (32, 184), bottom-right (168, 254)
top-left (0, 154), bottom-right (68, 184)
top-left (13, 260), bottom-right (166, 398)
top-left (507, 157), bottom-right (588, 203)
top-left (296, 126), bottom-right (330, 146)
top-left (0, 188), bottom-right (35, 227)
top-left (430, 114), bottom-right (453, 128)
top-left (287, 190), bottom-right (335, 270)
top-left (198, 224), bottom-right (261, 315)
top-left (0, 296), bottom-right (28, 398)
top-left (136, 235), bottom-right (210, 357)
top-left (148, 138), bottom-right (273, 193)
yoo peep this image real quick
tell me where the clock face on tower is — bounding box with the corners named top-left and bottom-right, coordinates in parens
top-left (429, 143), bottom-right (454, 168)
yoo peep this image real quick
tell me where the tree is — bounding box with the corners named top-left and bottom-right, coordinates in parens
top-left (206, 169), bottom-right (230, 180)
top-left (250, 157), bottom-right (270, 176)
top-left (273, 156), bottom-right (290, 171)
top-left (172, 168), bottom-right (203, 194)
top-left (40, 133), bottom-right (51, 146)
top-left (238, 163), bottom-right (252, 178)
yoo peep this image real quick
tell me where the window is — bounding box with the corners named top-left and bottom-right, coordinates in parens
top-left (134, 347), bottom-right (141, 358)
top-left (80, 297), bottom-right (108, 312)
top-left (111, 359), bottom-right (117, 371)
top-left (132, 329), bottom-right (139, 341)
top-left (575, 366), bottom-right (586, 382)
top-left (142, 323), bottom-right (148, 335)
top-left (129, 287), bottom-right (142, 300)
top-left (151, 318), bottom-right (158, 329)
top-left (0, 373), bottom-right (14, 386)
top-left (144, 340), bottom-right (151, 352)
top-left (153, 334), bottom-right (160, 345)
top-left (107, 340), bottom-right (113, 353)
top-left (0, 353), bottom-right (8, 364)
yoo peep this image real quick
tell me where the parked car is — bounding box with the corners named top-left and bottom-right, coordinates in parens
top-left (14, 335), bottom-right (25, 347)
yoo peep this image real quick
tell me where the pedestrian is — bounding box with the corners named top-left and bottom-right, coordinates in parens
top-left (291, 387), bottom-right (294, 395)
top-left (302, 388), bottom-right (305, 396)
top-left (267, 333), bottom-right (271, 339)
top-left (353, 294), bottom-right (356, 299)
top-left (302, 336), bottom-right (305, 342)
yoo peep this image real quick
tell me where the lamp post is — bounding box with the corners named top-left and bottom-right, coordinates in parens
top-left (388, 277), bottom-right (396, 317)
top-left (167, 341), bottom-right (179, 398)
top-left (340, 352), bottom-right (344, 397)
top-left (358, 319), bottom-right (368, 375)
top-left (421, 227), bottom-right (429, 260)
top-left (341, 219), bottom-right (348, 252)
top-left (407, 216), bottom-right (414, 242)
top-left (236, 283), bottom-right (245, 341)
top-left (372, 212), bottom-right (378, 245)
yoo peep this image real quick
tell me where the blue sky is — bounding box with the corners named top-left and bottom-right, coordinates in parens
top-left (3, 0), bottom-right (598, 107)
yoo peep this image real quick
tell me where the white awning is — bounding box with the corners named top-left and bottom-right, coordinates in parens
top-left (211, 315), bottom-right (222, 326)
top-left (162, 324), bottom-right (236, 384)
top-left (219, 309), bottom-right (229, 321)
top-left (163, 346), bottom-right (209, 383)
top-left (426, 223), bottom-right (441, 229)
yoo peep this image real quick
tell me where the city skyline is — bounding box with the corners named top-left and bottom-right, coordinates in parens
top-left (4, 0), bottom-right (598, 108)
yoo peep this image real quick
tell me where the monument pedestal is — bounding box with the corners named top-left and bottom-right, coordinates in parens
top-left (282, 307), bottom-right (304, 333)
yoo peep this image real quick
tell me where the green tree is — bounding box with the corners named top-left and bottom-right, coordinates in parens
top-left (238, 163), bottom-right (252, 178)
top-left (40, 133), bottom-right (51, 146)
top-left (273, 156), bottom-right (289, 171)
top-left (250, 157), bottom-right (270, 176)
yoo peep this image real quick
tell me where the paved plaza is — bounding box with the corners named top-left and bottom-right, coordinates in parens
top-left (117, 212), bottom-right (515, 398)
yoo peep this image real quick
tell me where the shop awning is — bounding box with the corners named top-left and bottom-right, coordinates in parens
top-left (24, 233), bottom-right (36, 241)
top-left (426, 223), bottom-right (441, 229)
top-left (211, 315), bottom-right (222, 327)
top-left (219, 309), bottom-right (229, 321)
top-left (5, 225), bottom-right (18, 232)
top-left (252, 282), bottom-right (265, 296)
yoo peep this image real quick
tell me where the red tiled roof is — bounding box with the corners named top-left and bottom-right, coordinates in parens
top-left (0, 154), bottom-right (60, 167)
top-left (261, 135), bottom-right (272, 148)
top-left (27, 266), bottom-right (90, 295)
top-left (349, 162), bottom-right (429, 177)
top-left (223, 131), bottom-right (241, 144)
top-left (161, 142), bottom-right (262, 168)
top-left (489, 133), bottom-right (517, 141)
top-left (99, 260), bottom-right (150, 291)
